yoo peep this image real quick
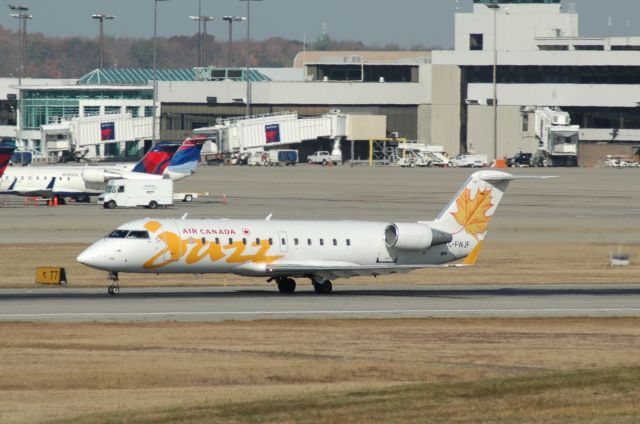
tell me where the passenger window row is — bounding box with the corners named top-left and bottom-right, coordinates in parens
top-left (195, 237), bottom-right (353, 247)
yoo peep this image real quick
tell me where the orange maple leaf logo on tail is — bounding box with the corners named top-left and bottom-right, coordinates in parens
top-left (451, 187), bottom-right (494, 239)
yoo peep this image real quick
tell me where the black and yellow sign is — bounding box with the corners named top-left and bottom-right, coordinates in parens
top-left (35, 267), bottom-right (68, 285)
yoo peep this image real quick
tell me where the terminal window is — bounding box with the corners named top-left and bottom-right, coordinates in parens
top-left (470, 34), bottom-right (484, 51)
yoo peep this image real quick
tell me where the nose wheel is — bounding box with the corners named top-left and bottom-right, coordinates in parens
top-left (107, 271), bottom-right (120, 296)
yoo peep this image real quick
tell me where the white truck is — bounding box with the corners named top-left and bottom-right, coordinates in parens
top-left (247, 149), bottom-right (298, 166)
top-left (450, 154), bottom-right (488, 168)
top-left (307, 151), bottom-right (340, 165)
top-left (98, 179), bottom-right (173, 209)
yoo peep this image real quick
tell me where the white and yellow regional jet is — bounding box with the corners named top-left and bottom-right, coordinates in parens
top-left (78, 170), bottom-right (547, 295)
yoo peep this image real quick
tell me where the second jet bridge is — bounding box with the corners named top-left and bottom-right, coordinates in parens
top-left (194, 110), bottom-right (349, 158)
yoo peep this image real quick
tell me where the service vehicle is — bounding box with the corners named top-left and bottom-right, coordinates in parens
top-left (507, 152), bottom-right (533, 167)
top-left (248, 149), bottom-right (298, 166)
top-left (307, 151), bottom-right (340, 165)
top-left (98, 179), bottom-right (173, 209)
top-left (450, 154), bottom-right (488, 168)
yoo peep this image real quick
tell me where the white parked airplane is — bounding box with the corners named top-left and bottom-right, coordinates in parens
top-left (0, 137), bottom-right (205, 201)
top-left (78, 170), bottom-right (549, 295)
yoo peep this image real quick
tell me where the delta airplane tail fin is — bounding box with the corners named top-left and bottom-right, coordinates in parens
top-left (131, 141), bottom-right (181, 175)
top-left (433, 171), bottom-right (552, 265)
top-left (164, 136), bottom-right (207, 181)
top-left (0, 143), bottom-right (17, 177)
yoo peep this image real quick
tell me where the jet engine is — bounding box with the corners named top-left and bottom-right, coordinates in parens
top-left (82, 168), bottom-right (124, 183)
top-left (384, 223), bottom-right (452, 251)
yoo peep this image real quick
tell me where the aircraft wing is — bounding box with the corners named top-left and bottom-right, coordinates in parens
top-left (260, 261), bottom-right (466, 280)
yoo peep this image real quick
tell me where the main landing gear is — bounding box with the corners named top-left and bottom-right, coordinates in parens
top-left (269, 276), bottom-right (333, 294)
top-left (276, 277), bottom-right (296, 294)
top-left (107, 271), bottom-right (120, 295)
top-left (313, 279), bottom-right (332, 294)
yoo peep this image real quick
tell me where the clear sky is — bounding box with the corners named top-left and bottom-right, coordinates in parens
top-left (1, 0), bottom-right (639, 48)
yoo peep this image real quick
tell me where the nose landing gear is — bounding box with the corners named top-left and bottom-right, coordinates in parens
top-left (107, 271), bottom-right (120, 295)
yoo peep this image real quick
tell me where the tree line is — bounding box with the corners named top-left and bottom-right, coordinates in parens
top-left (0, 25), bottom-right (434, 79)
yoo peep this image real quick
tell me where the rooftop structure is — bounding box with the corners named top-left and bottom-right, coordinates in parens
top-left (78, 67), bottom-right (271, 85)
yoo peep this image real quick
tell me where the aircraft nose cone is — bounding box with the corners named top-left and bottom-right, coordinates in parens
top-left (77, 244), bottom-right (104, 269)
top-left (76, 250), bottom-right (91, 265)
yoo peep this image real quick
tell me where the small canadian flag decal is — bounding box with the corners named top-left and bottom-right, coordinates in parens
top-left (242, 228), bottom-right (251, 236)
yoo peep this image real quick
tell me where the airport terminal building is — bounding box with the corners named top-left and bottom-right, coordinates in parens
top-left (3, 0), bottom-right (640, 164)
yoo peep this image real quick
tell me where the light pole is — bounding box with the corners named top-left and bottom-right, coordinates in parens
top-left (190, 15), bottom-right (214, 66)
top-left (153, 0), bottom-right (169, 146)
top-left (197, 0), bottom-right (202, 66)
top-left (92, 14), bottom-right (115, 69)
top-left (487, 2), bottom-right (500, 161)
top-left (8, 4), bottom-right (31, 80)
top-left (239, 0), bottom-right (261, 116)
top-left (202, 16), bottom-right (214, 65)
top-left (223, 16), bottom-right (245, 67)
top-left (189, 16), bottom-right (202, 66)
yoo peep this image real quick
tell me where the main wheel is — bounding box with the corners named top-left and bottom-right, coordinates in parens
top-left (314, 280), bottom-right (333, 294)
top-left (148, 200), bottom-right (158, 209)
top-left (184, 194), bottom-right (193, 202)
top-left (106, 200), bottom-right (116, 209)
top-left (277, 278), bottom-right (296, 294)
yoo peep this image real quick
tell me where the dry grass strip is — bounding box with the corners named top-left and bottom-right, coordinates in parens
top-left (1, 318), bottom-right (640, 423)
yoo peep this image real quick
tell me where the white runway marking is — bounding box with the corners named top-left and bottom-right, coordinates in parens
top-left (3, 308), bottom-right (640, 319)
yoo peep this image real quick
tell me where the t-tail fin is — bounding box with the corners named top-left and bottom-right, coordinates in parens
top-left (433, 171), bottom-right (551, 263)
top-left (131, 141), bottom-right (181, 175)
top-left (164, 136), bottom-right (207, 181)
top-left (0, 143), bottom-right (17, 177)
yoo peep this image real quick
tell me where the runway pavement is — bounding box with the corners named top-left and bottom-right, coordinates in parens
top-left (2, 284), bottom-right (640, 322)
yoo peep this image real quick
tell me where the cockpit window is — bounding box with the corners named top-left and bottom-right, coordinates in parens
top-left (108, 230), bottom-right (129, 238)
top-left (127, 231), bottom-right (150, 239)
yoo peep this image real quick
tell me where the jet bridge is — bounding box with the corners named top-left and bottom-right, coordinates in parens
top-left (194, 110), bottom-right (348, 161)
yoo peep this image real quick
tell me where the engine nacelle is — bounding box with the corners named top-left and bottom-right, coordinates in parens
top-left (82, 168), bottom-right (123, 183)
top-left (384, 223), bottom-right (452, 251)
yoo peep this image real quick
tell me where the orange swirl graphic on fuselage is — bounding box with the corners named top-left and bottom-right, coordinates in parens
top-left (142, 221), bottom-right (283, 270)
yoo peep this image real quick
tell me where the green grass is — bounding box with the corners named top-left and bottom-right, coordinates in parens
top-left (48, 366), bottom-right (640, 424)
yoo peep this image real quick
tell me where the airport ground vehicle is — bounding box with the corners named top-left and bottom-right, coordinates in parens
top-left (248, 149), bottom-right (298, 166)
top-left (450, 154), bottom-right (488, 168)
top-left (307, 151), bottom-right (340, 165)
top-left (507, 152), bottom-right (533, 167)
top-left (396, 143), bottom-right (450, 167)
top-left (98, 179), bottom-right (173, 209)
top-left (532, 107), bottom-right (579, 167)
top-left (78, 171), bottom-right (550, 295)
top-left (173, 191), bottom-right (203, 202)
